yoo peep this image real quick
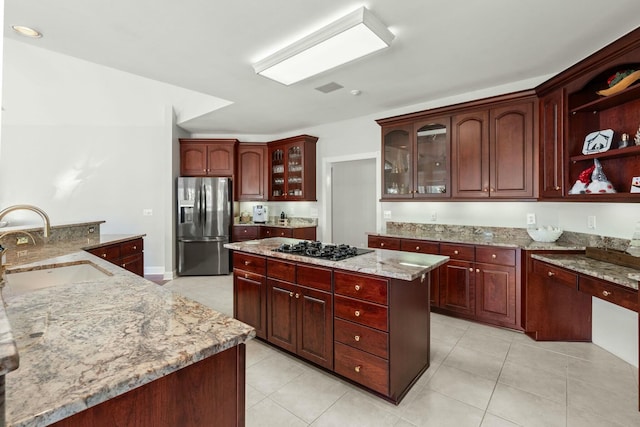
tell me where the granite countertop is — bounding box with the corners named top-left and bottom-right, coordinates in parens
top-left (2, 233), bottom-right (146, 268)
top-left (225, 237), bottom-right (449, 281)
top-left (531, 253), bottom-right (639, 291)
top-left (0, 240), bottom-right (254, 426)
top-left (368, 229), bottom-right (585, 251)
top-left (234, 221), bottom-right (317, 229)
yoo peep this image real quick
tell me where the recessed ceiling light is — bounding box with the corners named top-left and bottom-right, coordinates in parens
top-left (11, 25), bottom-right (42, 38)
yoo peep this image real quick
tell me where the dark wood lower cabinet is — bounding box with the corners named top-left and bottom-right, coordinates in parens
top-left (233, 253), bottom-right (267, 339)
top-left (440, 260), bottom-right (475, 317)
top-left (86, 237), bottom-right (144, 276)
top-left (266, 264), bottom-right (333, 370)
top-left (525, 258), bottom-right (591, 341)
top-left (232, 251), bottom-right (432, 404)
top-left (475, 262), bottom-right (516, 326)
top-left (51, 344), bottom-right (246, 427)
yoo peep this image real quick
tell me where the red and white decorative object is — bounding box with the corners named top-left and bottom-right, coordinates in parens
top-left (585, 159), bottom-right (616, 194)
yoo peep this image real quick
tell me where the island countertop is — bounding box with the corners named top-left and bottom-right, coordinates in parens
top-left (0, 250), bottom-right (254, 427)
top-left (225, 237), bottom-right (449, 281)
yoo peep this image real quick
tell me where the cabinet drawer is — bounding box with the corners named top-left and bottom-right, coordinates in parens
top-left (120, 238), bottom-right (143, 258)
top-left (233, 268), bottom-right (264, 283)
top-left (334, 342), bottom-right (388, 396)
top-left (334, 318), bottom-right (388, 359)
top-left (578, 276), bottom-right (638, 312)
top-left (334, 295), bottom-right (388, 331)
top-left (297, 264), bottom-right (332, 292)
top-left (440, 243), bottom-right (474, 261)
top-left (88, 244), bottom-right (120, 261)
top-left (476, 246), bottom-right (515, 266)
top-left (334, 271), bottom-right (388, 305)
top-left (233, 252), bottom-right (266, 275)
top-left (267, 258), bottom-right (296, 282)
top-left (262, 227), bottom-right (293, 238)
top-left (532, 259), bottom-right (577, 289)
top-left (400, 239), bottom-right (439, 254)
top-left (233, 226), bottom-right (260, 241)
top-left (367, 235), bottom-right (401, 250)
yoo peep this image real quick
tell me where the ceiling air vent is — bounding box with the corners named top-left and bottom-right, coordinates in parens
top-left (315, 82), bottom-right (344, 93)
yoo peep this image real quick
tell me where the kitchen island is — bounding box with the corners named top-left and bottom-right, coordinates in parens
top-left (225, 237), bottom-right (448, 404)
top-left (0, 248), bottom-right (254, 426)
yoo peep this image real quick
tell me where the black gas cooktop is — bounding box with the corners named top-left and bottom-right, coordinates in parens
top-left (274, 241), bottom-right (373, 261)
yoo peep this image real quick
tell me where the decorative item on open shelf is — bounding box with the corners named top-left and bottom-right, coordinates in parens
top-left (596, 69), bottom-right (640, 96)
top-left (582, 129), bottom-right (614, 154)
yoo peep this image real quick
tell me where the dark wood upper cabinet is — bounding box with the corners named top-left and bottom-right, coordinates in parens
top-left (536, 26), bottom-right (640, 202)
top-left (268, 134), bottom-right (318, 201)
top-left (378, 92), bottom-right (536, 201)
top-left (236, 143), bottom-right (268, 201)
top-left (179, 138), bottom-right (237, 177)
top-left (539, 88), bottom-right (565, 198)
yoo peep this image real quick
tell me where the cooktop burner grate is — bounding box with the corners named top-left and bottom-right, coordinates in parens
top-left (274, 241), bottom-right (373, 261)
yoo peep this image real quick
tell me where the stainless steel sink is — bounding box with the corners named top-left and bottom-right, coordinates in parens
top-left (4, 262), bottom-right (112, 296)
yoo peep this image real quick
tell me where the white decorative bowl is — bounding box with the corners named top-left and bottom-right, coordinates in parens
top-left (527, 227), bottom-right (563, 243)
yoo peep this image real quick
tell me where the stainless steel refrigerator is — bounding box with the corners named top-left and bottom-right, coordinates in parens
top-left (177, 177), bottom-right (232, 275)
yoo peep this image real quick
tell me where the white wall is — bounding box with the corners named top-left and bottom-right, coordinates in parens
top-left (0, 40), bottom-right (224, 275)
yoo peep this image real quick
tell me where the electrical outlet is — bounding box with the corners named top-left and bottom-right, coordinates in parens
top-left (143, 209), bottom-right (153, 216)
top-left (526, 213), bottom-right (536, 225)
top-left (383, 210), bottom-right (392, 219)
top-left (88, 226), bottom-right (95, 234)
top-left (587, 215), bottom-right (596, 229)
top-left (16, 236), bottom-right (30, 245)
top-left (430, 211), bottom-right (437, 221)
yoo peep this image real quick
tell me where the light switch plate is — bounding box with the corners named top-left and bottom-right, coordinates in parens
top-left (383, 210), bottom-right (392, 219)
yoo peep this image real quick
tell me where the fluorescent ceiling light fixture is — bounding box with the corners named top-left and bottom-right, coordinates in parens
top-left (11, 25), bottom-right (42, 38)
top-left (253, 6), bottom-right (394, 85)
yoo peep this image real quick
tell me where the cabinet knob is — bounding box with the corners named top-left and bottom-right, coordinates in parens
top-left (602, 290), bottom-right (611, 297)
top-left (554, 186), bottom-right (561, 191)
top-left (476, 268), bottom-right (480, 273)
top-left (469, 267), bottom-right (474, 272)
top-left (547, 271), bottom-right (555, 277)
top-left (289, 292), bottom-right (294, 297)
top-left (245, 274), bottom-right (249, 279)
top-left (354, 365), bottom-right (362, 373)
top-left (121, 263), bottom-right (126, 267)
top-left (454, 250), bottom-right (459, 255)
top-left (354, 335), bottom-right (360, 342)
top-left (490, 188), bottom-right (495, 192)
top-left (354, 285), bottom-right (361, 291)
top-left (244, 261), bottom-right (251, 265)
top-left (244, 229), bottom-right (248, 233)
top-left (102, 254), bottom-right (107, 258)
top-left (491, 254), bottom-right (497, 259)
top-left (133, 245), bottom-right (137, 250)
top-left (380, 243), bottom-right (385, 247)
top-left (295, 293), bottom-right (300, 299)
top-left (483, 188), bottom-right (489, 192)
top-left (415, 246), bottom-right (420, 251)
top-left (354, 310), bottom-right (361, 317)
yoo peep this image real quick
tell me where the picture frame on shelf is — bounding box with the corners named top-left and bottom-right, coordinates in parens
top-left (582, 129), bottom-right (614, 154)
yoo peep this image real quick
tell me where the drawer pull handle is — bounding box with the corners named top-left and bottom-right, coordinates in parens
top-left (354, 335), bottom-right (360, 342)
top-left (491, 254), bottom-right (496, 259)
top-left (415, 246), bottom-right (420, 251)
top-left (354, 310), bottom-right (361, 317)
top-left (380, 243), bottom-right (385, 247)
top-left (602, 290), bottom-right (611, 297)
top-left (454, 250), bottom-right (459, 255)
top-left (547, 271), bottom-right (555, 277)
top-left (289, 292), bottom-right (294, 297)
top-left (354, 285), bottom-right (361, 291)
top-left (354, 365), bottom-right (361, 373)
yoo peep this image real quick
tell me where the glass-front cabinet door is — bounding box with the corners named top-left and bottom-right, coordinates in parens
top-left (382, 125), bottom-right (412, 198)
top-left (286, 144), bottom-right (304, 198)
top-left (271, 147), bottom-right (286, 198)
top-left (414, 117), bottom-right (450, 198)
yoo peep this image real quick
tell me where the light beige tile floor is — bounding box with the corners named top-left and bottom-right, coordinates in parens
top-left (164, 275), bottom-right (640, 427)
